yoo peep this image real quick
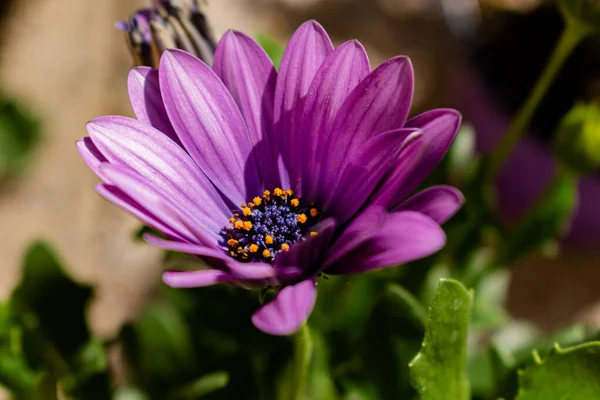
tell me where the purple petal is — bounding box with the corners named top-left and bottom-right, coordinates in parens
top-left (96, 183), bottom-right (188, 242)
top-left (402, 108), bottom-right (462, 192)
top-left (324, 211), bottom-right (446, 275)
top-left (300, 40), bottom-right (370, 199)
top-left (367, 135), bottom-right (426, 209)
top-left (325, 128), bottom-right (420, 224)
top-left (323, 207), bottom-right (387, 268)
top-left (274, 218), bottom-right (336, 273)
top-left (213, 30), bottom-right (281, 189)
top-left (159, 49), bottom-right (260, 204)
top-left (76, 137), bottom-right (107, 178)
top-left (163, 270), bottom-right (237, 288)
top-left (398, 186), bottom-right (464, 224)
top-left (99, 163), bottom-right (208, 243)
top-left (316, 56), bottom-right (414, 195)
top-left (274, 20), bottom-right (334, 192)
top-left (145, 233), bottom-right (278, 282)
top-left (251, 278), bottom-right (317, 336)
top-left (87, 116), bottom-right (230, 234)
top-left (128, 67), bottom-right (182, 147)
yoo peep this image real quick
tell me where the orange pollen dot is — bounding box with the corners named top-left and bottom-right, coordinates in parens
top-left (281, 243), bottom-right (290, 251)
top-left (298, 214), bottom-right (307, 224)
top-left (310, 231), bottom-right (319, 237)
top-left (265, 235), bottom-right (274, 244)
top-left (229, 218), bottom-right (235, 223)
top-left (262, 249), bottom-right (271, 258)
top-left (286, 190), bottom-right (294, 196)
top-left (310, 208), bottom-right (318, 217)
top-left (242, 207), bottom-right (251, 216)
top-left (273, 188), bottom-right (283, 196)
top-left (263, 190), bottom-right (271, 197)
top-left (227, 239), bottom-right (238, 247)
top-left (237, 247), bottom-right (243, 253)
top-left (253, 197), bottom-right (262, 205)
top-left (290, 199), bottom-right (300, 207)
top-left (234, 221), bottom-right (243, 229)
top-left (243, 221), bottom-right (253, 231)
top-left (249, 244), bottom-right (259, 253)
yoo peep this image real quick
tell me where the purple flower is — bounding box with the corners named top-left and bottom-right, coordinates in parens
top-left (77, 21), bottom-right (463, 336)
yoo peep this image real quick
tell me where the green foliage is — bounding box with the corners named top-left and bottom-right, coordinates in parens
top-left (410, 279), bottom-right (472, 400)
top-left (0, 94), bottom-right (40, 182)
top-left (255, 33), bottom-right (285, 70)
top-left (516, 342), bottom-right (600, 399)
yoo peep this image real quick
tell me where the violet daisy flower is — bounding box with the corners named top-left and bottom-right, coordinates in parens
top-left (77, 21), bottom-right (463, 336)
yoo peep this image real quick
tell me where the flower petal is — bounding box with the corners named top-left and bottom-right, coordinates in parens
top-left (96, 183), bottom-right (188, 241)
top-left (251, 278), bottom-right (317, 336)
top-left (274, 218), bottom-right (336, 274)
top-left (324, 211), bottom-right (446, 275)
top-left (274, 20), bottom-right (334, 191)
top-left (163, 270), bottom-right (237, 288)
top-left (316, 56), bottom-right (414, 195)
top-left (402, 108), bottom-right (462, 192)
top-left (367, 135), bottom-right (426, 209)
top-left (397, 186), bottom-right (464, 224)
top-left (213, 30), bottom-right (281, 189)
top-left (76, 137), bottom-right (107, 178)
top-left (325, 128), bottom-right (420, 224)
top-left (127, 67), bottom-right (182, 146)
top-left (87, 116), bottom-right (230, 233)
top-left (300, 40), bottom-right (370, 199)
top-left (159, 49), bottom-right (260, 204)
top-left (323, 207), bottom-right (387, 268)
top-left (99, 163), bottom-right (208, 243)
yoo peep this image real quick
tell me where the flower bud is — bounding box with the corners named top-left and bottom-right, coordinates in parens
top-left (557, 0), bottom-right (600, 32)
top-left (554, 102), bottom-right (600, 175)
top-left (116, 0), bottom-right (216, 68)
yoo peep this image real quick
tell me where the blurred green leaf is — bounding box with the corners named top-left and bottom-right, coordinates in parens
top-left (0, 94), bottom-right (40, 181)
top-left (409, 279), bottom-right (472, 400)
top-left (114, 387), bottom-right (151, 400)
top-left (120, 299), bottom-right (195, 390)
top-left (255, 33), bottom-right (285, 70)
top-left (516, 342), bottom-right (600, 399)
top-left (168, 372), bottom-right (229, 400)
top-left (494, 172), bottom-right (578, 267)
top-left (276, 331), bottom-right (338, 400)
top-left (385, 284), bottom-right (427, 331)
top-left (33, 373), bottom-right (57, 400)
top-left (11, 241), bottom-right (93, 365)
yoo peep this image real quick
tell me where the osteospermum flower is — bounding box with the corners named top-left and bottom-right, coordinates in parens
top-left (77, 21), bottom-right (463, 335)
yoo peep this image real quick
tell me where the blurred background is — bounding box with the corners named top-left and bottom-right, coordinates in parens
top-left (0, 0), bottom-right (598, 356)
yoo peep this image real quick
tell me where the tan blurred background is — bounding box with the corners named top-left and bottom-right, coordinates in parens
top-left (0, 0), bottom-right (598, 350)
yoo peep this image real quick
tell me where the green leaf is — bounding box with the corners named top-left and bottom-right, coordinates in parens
top-left (120, 299), bottom-right (195, 388)
top-left (34, 373), bottom-right (57, 400)
top-left (494, 172), bottom-right (578, 266)
top-left (516, 342), bottom-right (600, 399)
top-left (385, 284), bottom-right (427, 331)
top-left (0, 94), bottom-right (41, 181)
top-left (11, 241), bottom-right (93, 364)
top-left (409, 279), bottom-right (472, 400)
top-left (168, 372), bottom-right (229, 400)
top-left (255, 33), bottom-right (285, 70)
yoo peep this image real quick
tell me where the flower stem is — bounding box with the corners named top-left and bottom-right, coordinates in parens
top-left (291, 323), bottom-right (312, 400)
top-left (486, 22), bottom-right (590, 181)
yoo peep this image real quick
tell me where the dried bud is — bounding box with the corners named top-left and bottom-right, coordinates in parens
top-left (116, 0), bottom-right (216, 68)
top-left (557, 0), bottom-right (600, 32)
top-left (554, 102), bottom-right (600, 175)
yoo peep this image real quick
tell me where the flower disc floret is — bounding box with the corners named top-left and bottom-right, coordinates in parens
top-left (221, 188), bottom-right (321, 262)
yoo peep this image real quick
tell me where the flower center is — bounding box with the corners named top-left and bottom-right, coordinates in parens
top-left (220, 188), bottom-right (321, 262)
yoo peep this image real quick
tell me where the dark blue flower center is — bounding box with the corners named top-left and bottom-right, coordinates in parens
top-left (220, 188), bottom-right (321, 263)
